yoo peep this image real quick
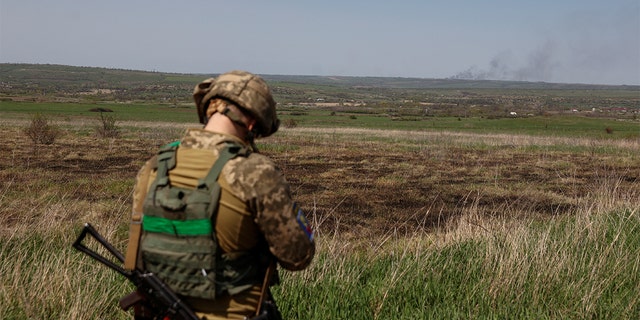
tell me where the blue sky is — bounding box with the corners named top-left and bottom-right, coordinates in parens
top-left (1, 0), bottom-right (639, 85)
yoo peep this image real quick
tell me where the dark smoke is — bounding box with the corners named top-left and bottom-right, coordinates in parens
top-left (452, 3), bottom-right (640, 85)
top-left (452, 41), bottom-right (558, 82)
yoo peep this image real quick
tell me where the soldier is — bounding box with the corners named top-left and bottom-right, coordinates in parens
top-left (126, 70), bottom-right (315, 319)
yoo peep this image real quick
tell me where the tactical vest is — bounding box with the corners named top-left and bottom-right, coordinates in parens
top-left (139, 141), bottom-right (262, 300)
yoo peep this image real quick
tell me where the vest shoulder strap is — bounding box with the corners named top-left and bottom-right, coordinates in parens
top-left (198, 142), bottom-right (248, 189)
top-left (154, 143), bottom-right (179, 187)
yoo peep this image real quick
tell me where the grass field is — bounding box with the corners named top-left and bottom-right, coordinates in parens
top-left (0, 102), bottom-right (638, 319)
top-left (1, 65), bottom-right (639, 319)
top-left (2, 100), bottom-right (639, 139)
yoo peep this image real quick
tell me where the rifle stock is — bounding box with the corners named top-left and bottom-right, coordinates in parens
top-left (72, 223), bottom-right (200, 320)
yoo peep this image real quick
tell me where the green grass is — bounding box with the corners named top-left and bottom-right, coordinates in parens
top-left (274, 209), bottom-right (640, 320)
top-left (0, 225), bottom-right (132, 320)
top-left (279, 111), bottom-right (639, 138)
top-left (5, 208), bottom-right (635, 319)
top-left (3, 101), bottom-right (639, 139)
top-left (0, 101), bottom-right (198, 123)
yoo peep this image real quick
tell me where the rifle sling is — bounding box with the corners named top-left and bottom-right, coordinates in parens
top-left (124, 217), bottom-right (142, 270)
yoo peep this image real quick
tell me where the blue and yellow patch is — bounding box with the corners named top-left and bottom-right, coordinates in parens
top-left (295, 204), bottom-right (314, 242)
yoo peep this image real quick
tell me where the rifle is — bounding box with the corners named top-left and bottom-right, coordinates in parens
top-left (244, 257), bottom-right (283, 320)
top-left (72, 223), bottom-right (200, 320)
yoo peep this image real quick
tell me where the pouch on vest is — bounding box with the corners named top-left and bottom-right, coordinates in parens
top-left (139, 142), bottom-right (247, 300)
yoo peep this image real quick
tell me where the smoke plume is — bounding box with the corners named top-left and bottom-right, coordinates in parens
top-left (452, 4), bottom-right (640, 85)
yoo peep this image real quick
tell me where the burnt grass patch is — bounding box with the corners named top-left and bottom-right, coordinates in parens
top-left (2, 126), bottom-right (639, 237)
top-left (264, 135), bottom-right (640, 235)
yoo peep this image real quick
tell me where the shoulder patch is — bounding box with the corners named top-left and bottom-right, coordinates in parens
top-left (295, 204), bottom-right (314, 242)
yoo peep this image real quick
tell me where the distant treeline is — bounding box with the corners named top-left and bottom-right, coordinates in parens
top-left (1, 64), bottom-right (638, 119)
top-left (2, 63), bottom-right (637, 92)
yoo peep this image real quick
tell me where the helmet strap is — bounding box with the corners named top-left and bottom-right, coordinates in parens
top-left (217, 105), bottom-right (247, 128)
top-left (217, 103), bottom-right (261, 152)
top-left (245, 130), bottom-right (260, 153)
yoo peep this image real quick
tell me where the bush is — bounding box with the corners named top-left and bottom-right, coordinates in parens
top-left (95, 112), bottom-right (120, 138)
top-left (282, 118), bottom-right (298, 128)
top-left (23, 113), bottom-right (62, 145)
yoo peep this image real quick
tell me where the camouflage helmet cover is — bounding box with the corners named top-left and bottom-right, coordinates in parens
top-left (193, 70), bottom-right (279, 137)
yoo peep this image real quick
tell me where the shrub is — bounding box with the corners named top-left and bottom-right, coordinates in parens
top-left (23, 113), bottom-right (62, 145)
top-left (282, 118), bottom-right (298, 128)
top-left (95, 111), bottom-right (120, 138)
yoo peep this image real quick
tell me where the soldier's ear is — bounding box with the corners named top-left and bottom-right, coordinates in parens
top-left (247, 119), bottom-right (257, 132)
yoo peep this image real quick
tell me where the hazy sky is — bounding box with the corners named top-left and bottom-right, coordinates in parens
top-left (2, 0), bottom-right (639, 85)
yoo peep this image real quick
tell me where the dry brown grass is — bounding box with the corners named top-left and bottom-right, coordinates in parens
top-left (1, 119), bottom-right (638, 318)
top-left (1, 121), bottom-right (638, 239)
top-left (264, 127), bottom-right (639, 238)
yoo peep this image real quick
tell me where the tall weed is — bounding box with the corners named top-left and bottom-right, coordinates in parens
top-left (23, 113), bottom-right (63, 145)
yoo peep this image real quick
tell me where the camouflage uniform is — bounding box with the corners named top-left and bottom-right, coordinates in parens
top-left (132, 129), bottom-right (315, 319)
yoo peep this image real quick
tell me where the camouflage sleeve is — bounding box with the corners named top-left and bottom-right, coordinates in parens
top-left (249, 161), bottom-right (315, 271)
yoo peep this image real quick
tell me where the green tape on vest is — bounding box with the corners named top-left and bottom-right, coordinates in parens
top-left (142, 215), bottom-right (212, 236)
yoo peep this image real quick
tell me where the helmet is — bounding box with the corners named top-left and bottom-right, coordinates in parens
top-left (193, 70), bottom-right (279, 137)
